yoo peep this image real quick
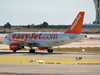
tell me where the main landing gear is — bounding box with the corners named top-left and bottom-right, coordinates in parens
top-left (13, 50), bottom-right (17, 53)
top-left (29, 49), bottom-right (35, 53)
top-left (47, 49), bottom-right (53, 53)
top-left (29, 45), bottom-right (35, 53)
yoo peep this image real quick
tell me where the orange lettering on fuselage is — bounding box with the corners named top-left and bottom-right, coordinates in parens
top-left (12, 33), bottom-right (58, 41)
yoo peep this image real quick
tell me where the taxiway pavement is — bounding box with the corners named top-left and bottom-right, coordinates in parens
top-left (0, 50), bottom-right (100, 59)
top-left (0, 63), bottom-right (100, 75)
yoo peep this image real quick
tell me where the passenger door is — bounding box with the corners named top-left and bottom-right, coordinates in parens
top-left (60, 34), bottom-right (64, 42)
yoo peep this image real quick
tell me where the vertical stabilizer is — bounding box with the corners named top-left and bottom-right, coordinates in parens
top-left (65, 12), bottom-right (85, 34)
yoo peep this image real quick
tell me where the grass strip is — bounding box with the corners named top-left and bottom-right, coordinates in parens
top-left (0, 56), bottom-right (100, 64)
top-left (53, 47), bottom-right (100, 53)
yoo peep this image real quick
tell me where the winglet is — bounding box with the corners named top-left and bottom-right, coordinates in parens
top-left (65, 12), bottom-right (85, 34)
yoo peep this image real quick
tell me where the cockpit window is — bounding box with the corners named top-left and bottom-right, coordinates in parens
top-left (5, 36), bottom-right (7, 38)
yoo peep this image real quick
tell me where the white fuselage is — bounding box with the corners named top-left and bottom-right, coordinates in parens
top-left (2, 32), bottom-right (86, 47)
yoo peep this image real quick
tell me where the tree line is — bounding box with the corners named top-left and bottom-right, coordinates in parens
top-left (3, 22), bottom-right (100, 29)
top-left (3, 22), bottom-right (71, 29)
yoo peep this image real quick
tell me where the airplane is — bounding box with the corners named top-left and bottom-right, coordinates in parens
top-left (2, 11), bottom-right (87, 53)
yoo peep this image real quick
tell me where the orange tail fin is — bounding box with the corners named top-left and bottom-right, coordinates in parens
top-left (65, 12), bottom-right (85, 34)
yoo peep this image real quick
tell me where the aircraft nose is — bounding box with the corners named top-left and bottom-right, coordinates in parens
top-left (2, 38), bottom-right (7, 44)
top-left (2, 38), bottom-right (5, 44)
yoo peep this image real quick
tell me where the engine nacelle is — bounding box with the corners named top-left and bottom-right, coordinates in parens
top-left (10, 43), bottom-right (24, 50)
top-left (37, 47), bottom-right (47, 50)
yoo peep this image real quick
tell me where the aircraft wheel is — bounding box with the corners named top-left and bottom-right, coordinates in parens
top-left (51, 49), bottom-right (53, 52)
top-left (47, 49), bottom-right (53, 53)
top-left (47, 49), bottom-right (50, 52)
top-left (13, 50), bottom-right (17, 53)
top-left (29, 49), bottom-right (35, 53)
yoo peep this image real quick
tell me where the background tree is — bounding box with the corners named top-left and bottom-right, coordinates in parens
top-left (43, 22), bottom-right (49, 28)
top-left (27, 25), bottom-right (31, 28)
top-left (40, 24), bottom-right (43, 28)
top-left (4, 22), bottom-right (11, 29)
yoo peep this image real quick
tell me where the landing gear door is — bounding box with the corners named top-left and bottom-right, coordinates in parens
top-left (60, 34), bottom-right (64, 42)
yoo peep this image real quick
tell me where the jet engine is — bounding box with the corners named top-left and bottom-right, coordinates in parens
top-left (10, 43), bottom-right (24, 50)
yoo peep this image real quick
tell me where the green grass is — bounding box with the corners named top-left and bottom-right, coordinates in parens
top-left (53, 47), bottom-right (100, 53)
top-left (0, 56), bottom-right (100, 64)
